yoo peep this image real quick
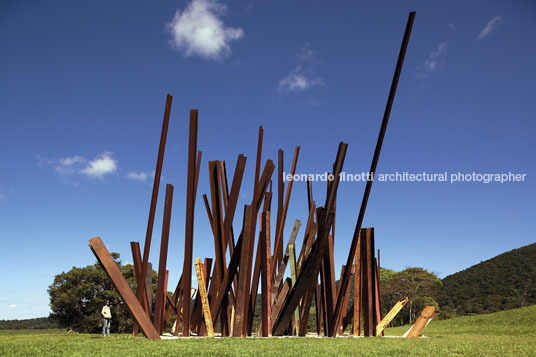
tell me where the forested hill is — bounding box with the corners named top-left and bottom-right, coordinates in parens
top-left (439, 242), bottom-right (536, 315)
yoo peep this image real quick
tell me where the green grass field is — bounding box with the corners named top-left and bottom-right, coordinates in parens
top-left (1, 305), bottom-right (535, 356)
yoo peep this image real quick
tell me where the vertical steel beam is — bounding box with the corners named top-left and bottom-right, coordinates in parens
top-left (154, 184), bottom-right (174, 333)
top-left (260, 211), bottom-right (272, 337)
top-left (272, 147), bottom-right (300, 278)
top-left (181, 109), bottom-right (198, 337)
top-left (140, 94), bottom-right (173, 313)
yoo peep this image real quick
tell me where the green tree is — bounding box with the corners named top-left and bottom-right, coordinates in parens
top-left (48, 253), bottom-right (157, 333)
top-left (381, 267), bottom-right (441, 324)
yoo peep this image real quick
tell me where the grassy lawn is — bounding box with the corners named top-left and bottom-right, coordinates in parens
top-left (1, 306), bottom-right (535, 356)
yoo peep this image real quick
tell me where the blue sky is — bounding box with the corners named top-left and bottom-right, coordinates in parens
top-left (1, 1), bottom-right (535, 319)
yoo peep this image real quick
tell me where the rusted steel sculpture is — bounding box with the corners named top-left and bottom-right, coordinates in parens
top-left (87, 11), bottom-right (416, 340)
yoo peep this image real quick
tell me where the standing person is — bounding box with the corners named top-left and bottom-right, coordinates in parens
top-left (101, 300), bottom-right (112, 337)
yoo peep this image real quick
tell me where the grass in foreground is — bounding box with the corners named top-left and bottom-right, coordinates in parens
top-left (1, 305), bottom-right (535, 356)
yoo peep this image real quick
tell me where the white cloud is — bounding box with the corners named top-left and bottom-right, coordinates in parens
top-left (167, 0), bottom-right (244, 60)
top-left (279, 44), bottom-right (323, 93)
top-left (477, 16), bottom-right (502, 40)
top-left (39, 152), bottom-right (118, 180)
top-left (448, 23), bottom-right (456, 32)
top-left (9, 304), bottom-right (16, 308)
top-left (417, 42), bottom-right (448, 79)
top-left (80, 152), bottom-right (117, 179)
top-left (127, 171), bottom-right (152, 181)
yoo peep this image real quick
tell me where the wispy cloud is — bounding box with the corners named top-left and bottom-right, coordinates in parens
top-left (126, 171), bottom-right (153, 182)
top-left (477, 16), bottom-right (502, 40)
top-left (279, 44), bottom-right (323, 94)
top-left (416, 42), bottom-right (448, 79)
top-left (8, 304), bottom-right (16, 309)
top-left (167, 0), bottom-right (244, 60)
top-left (39, 152), bottom-right (118, 180)
top-left (448, 23), bottom-right (456, 32)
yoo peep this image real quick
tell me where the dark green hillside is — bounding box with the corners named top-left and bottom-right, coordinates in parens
top-left (439, 242), bottom-right (536, 315)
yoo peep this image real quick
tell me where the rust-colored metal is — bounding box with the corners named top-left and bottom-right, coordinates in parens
top-left (139, 94), bottom-right (173, 315)
top-left (361, 228), bottom-right (376, 336)
top-left (154, 184), bottom-right (174, 334)
top-left (181, 109), bottom-right (198, 337)
top-left (130, 241), bottom-right (143, 336)
top-left (276, 149), bottom-right (284, 269)
top-left (89, 237), bottom-right (160, 340)
top-left (338, 265), bottom-right (354, 335)
top-left (272, 146), bottom-right (300, 279)
top-left (271, 278), bottom-right (291, 325)
top-left (330, 11), bottom-right (416, 337)
top-left (260, 210), bottom-right (272, 337)
top-left (353, 233), bottom-right (361, 336)
top-left (272, 142), bottom-right (347, 335)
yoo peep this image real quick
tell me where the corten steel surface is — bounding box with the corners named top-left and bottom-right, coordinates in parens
top-left (272, 142), bottom-right (347, 335)
top-left (89, 237), bottom-right (160, 340)
top-left (330, 11), bottom-right (416, 337)
top-left (260, 211), bottom-right (272, 337)
top-left (272, 146), bottom-right (300, 279)
top-left (139, 94), bottom-right (173, 315)
top-left (315, 281), bottom-right (322, 335)
top-left (353, 236), bottom-right (361, 336)
top-left (154, 184), bottom-right (174, 333)
top-left (164, 275), bottom-right (182, 329)
top-left (337, 265), bottom-right (353, 335)
top-left (181, 109), bottom-right (198, 337)
top-left (296, 204), bottom-right (317, 274)
top-left (406, 305), bottom-right (436, 338)
top-left (208, 161), bottom-right (226, 285)
top-left (276, 149), bottom-right (284, 270)
top-left (233, 205), bottom-right (254, 337)
top-left (361, 228), bottom-right (376, 336)
top-left (320, 233), bottom-right (337, 334)
top-left (130, 242), bottom-right (143, 336)
top-left (145, 262), bottom-right (153, 316)
top-left (377, 297), bottom-right (408, 335)
top-left (271, 278), bottom-right (291, 325)
top-left (195, 258), bottom-right (215, 337)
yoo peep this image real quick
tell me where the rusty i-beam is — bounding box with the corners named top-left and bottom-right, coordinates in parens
top-left (137, 94), bottom-right (173, 315)
top-left (329, 11), bottom-right (416, 337)
top-left (90, 237), bottom-right (160, 340)
top-left (181, 109), bottom-right (199, 337)
top-left (153, 184), bottom-right (174, 334)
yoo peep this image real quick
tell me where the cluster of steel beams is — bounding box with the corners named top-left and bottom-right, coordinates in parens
top-left (87, 11), bottom-right (418, 340)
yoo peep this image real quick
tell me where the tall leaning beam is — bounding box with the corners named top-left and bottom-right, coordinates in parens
top-left (153, 184), bottom-right (174, 334)
top-left (181, 109), bottom-right (199, 337)
top-left (89, 237), bottom-right (160, 340)
top-left (139, 94), bottom-right (173, 313)
top-left (330, 11), bottom-right (416, 337)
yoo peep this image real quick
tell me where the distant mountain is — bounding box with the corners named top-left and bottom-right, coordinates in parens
top-left (0, 317), bottom-right (58, 330)
top-left (439, 242), bottom-right (536, 315)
